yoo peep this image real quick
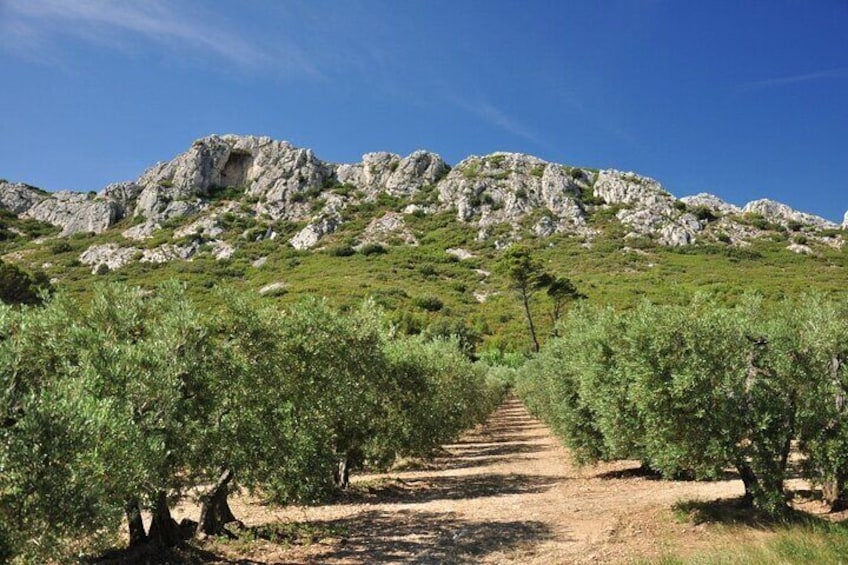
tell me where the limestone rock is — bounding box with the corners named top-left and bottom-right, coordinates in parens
top-left (336, 152), bottom-right (401, 196)
top-left (133, 185), bottom-right (208, 224)
top-left (594, 170), bottom-right (674, 209)
top-left (290, 217), bottom-right (339, 250)
top-left (787, 243), bottom-right (814, 255)
top-left (98, 182), bottom-right (142, 210)
top-left (259, 282), bottom-right (287, 296)
top-left (135, 134), bottom-right (333, 223)
top-left (336, 150), bottom-right (448, 198)
top-left (79, 243), bottom-right (138, 273)
top-left (385, 150), bottom-right (449, 195)
top-left (659, 214), bottom-right (701, 246)
top-left (437, 153), bottom-right (587, 235)
top-left (210, 240), bottom-right (235, 260)
top-left (140, 243), bottom-right (199, 263)
top-left (5, 134), bottom-right (842, 257)
top-left (0, 181), bottom-right (46, 214)
top-left (25, 192), bottom-right (123, 236)
top-left (680, 193), bottom-right (741, 215)
top-left (743, 199), bottom-right (837, 230)
top-left (360, 212), bottom-right (417, 245)
top-left (122, 220), bottom-right (162, 240)
top-left (595, 170), bottom-right (703, 245)
top-left (446, 247), bottom-right (474, 260)
top-left (174, 215), bottom-right (224, 239)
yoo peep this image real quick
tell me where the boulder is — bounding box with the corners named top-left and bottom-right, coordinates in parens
top-left (79, 243), bottom-right (138, 273)
top-left (290, 217), bottom-right (339, 250)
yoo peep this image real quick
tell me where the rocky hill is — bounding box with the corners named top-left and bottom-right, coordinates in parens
top-left (1, 134), bottom-right (844, 277)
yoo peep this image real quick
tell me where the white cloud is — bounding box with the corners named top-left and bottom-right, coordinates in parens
top-left (0, 0), bottom-right (317, 76)
top-left (446, 93), bottom-right (542, 145)
top-left (738, 66), bottom-right (848, 92)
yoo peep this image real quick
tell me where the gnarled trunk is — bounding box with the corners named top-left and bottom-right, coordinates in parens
top-left (147, 490), bottom-right (181, 547)
top-left (197, 469), bottom-right (240, 537)
top-left (124, 498), bottom-right (147, 547)
top-left (737, 460), bottom-right (758, 507)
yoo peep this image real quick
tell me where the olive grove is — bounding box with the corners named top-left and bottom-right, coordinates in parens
top-left (0, 284), bottom-right (506, 562)
top-left (517, 294), bottom-right (848, 516)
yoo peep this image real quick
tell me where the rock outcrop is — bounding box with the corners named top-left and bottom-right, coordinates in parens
top-left (4, 134), bottom-right (842, 265)
top-left (24, 192), bottom-right (124, 236)
top-left (359, 212), bottom-right (417, 246)
top-left (80, 243), bottom-right (138, 273)
top-left (680, 193), bottom-right (741, 216)
top-left (594, 170), bottom-right (702, 246)
top-left (437, 153), bottom-right (588, 240)
top-left (336, 150), bottom-right (449, 197)
top-left (0, 181), bottom-right (46, 214)
top-left (742, 199), bottom-right (837, 230)
top-left (290, 217), bottom-right (339, 250)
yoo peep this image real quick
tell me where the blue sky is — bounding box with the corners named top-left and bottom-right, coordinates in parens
top-left (1, 0), bottom-right (846, 221)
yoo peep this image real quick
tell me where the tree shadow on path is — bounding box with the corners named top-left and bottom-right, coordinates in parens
top-left (294, 509), bottom-right (557, 564)
top-left (340, 472), bottom-right (559, 505)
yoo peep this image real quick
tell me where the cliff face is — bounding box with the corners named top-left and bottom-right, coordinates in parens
top-left (0, 134), bottom-right (842, 272)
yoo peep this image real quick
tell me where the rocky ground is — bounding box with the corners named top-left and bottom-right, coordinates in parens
top-left (124, 396), bottom-right (841, 564)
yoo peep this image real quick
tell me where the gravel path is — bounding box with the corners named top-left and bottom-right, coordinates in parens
top-left (192, 396), bottom-right (755, 564)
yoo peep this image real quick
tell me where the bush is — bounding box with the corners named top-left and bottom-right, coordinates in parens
top-left (50, 240), bottom-right (74, 254)
top-left (360, 243), bottom-right (387, 256)
top-left (326, 244), bottom-right (356, 257)
top-left (0, 260), bottom-right (51, 305)
top-left (690, 205), bottom-right (718, 222)
top-left (414, 296), bottom-right (444, 312)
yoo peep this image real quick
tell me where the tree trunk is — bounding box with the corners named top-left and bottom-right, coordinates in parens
top-left (124, 498), bottom-right (147, 547)
top-left (521, 291), bottom-right (540, 353)
top-left (334, 456), bottom-right (350, 489)
top-left (737, 460), bottom-right (758, 507)
top-left (197, 469), bottom-right (240, 538)
top-left (147, 490), bottom-right (181, 547)
top-left (823, 476), bottom-right (848, 512)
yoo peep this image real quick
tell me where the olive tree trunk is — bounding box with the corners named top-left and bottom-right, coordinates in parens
top-left (147, 490), bottom-right (182, 547)
top-left (124, 498), bottom-right (147, 548)
top-left (196, 469), bottom-right (240, 537)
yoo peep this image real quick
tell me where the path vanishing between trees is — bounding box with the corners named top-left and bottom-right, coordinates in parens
top-left (176, 396), bottom-right (764, 564)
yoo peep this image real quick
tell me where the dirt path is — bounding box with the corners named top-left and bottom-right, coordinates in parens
top-left (181, 396), bottom-right (774, 564)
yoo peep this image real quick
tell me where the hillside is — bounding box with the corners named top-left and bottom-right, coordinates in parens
top-left (2, 134), bottom-right (847, 350)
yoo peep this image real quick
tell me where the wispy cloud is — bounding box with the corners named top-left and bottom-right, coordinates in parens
top-left (738, 66), bottom-right (848, 92)
top-left (446, 94), bottom-right (542, 145)
top-left (0, 0), bottom-right (318, 76)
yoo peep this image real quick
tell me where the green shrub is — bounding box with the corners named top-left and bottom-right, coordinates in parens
top-left (326, 244), bottom-right (356, 257)
top-left (413, 295), bottom-right (444, 312)
top-left (360, 243), bottom-right (387, 256)
top-left (0, 260), bottom-right (51, 305)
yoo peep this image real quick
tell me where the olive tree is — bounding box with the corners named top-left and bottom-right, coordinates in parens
top-left (793, 295), bottom-right (848, 510)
